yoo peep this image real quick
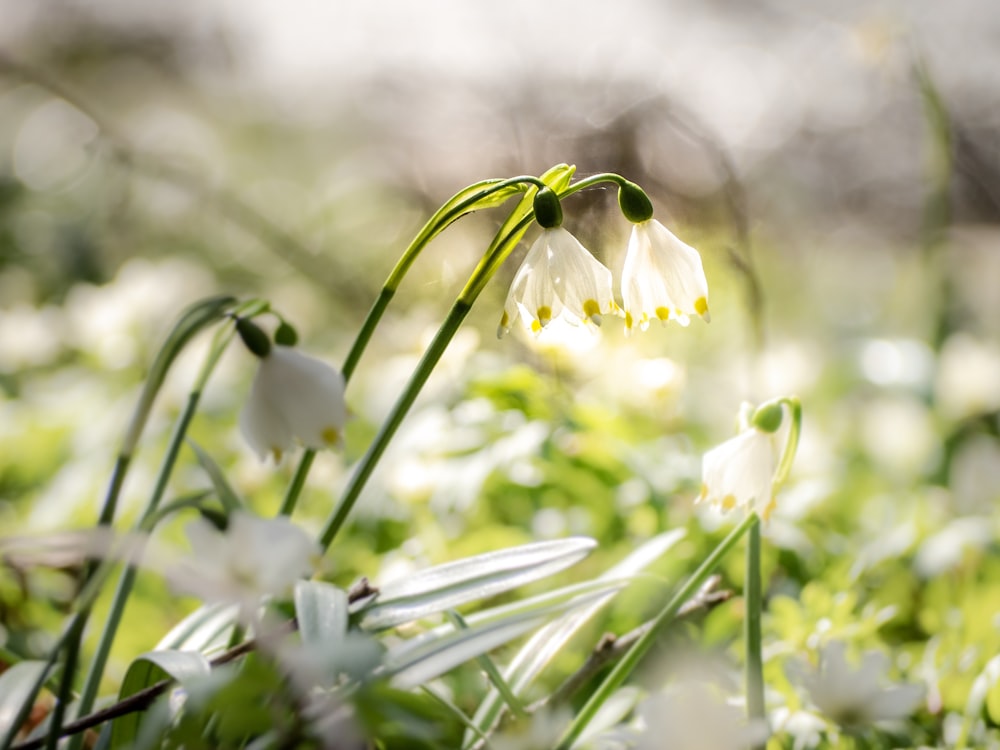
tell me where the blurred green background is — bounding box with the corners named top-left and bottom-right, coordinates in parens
top-left (2, 1), bottom-right (1000, 743)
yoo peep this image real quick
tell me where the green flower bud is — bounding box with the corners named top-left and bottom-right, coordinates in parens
top-left (236, 317), bottom-right (272, 358)
top-left (274, 321), bottom-right (299, 347)
top-left (618, 180), bottom-right (654, 223)
top-left (751, 402), bottom-right (784, 433)
top-left (533, 188), bottom-right (563, 229)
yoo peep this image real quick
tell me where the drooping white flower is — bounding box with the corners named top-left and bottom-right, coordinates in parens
top-left (794, 642), bottom-right (924, 728)
top-left (699, 426), bottom-right (777, 520)
top-left (621, 219), bottom-right (709, 334)
top-left (170, 511), bottom-right (318, 605)
top-left (498, 227), bottom-right (617, 337)
top-left (239, 345), bottom-right (346, 462)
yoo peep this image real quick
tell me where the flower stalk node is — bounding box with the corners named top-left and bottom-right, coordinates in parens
top-left (618, 180), bottom-right (654, 223)
top-left (533, 188), bottom-right (563, 229)
top-left (274, 321), bottom-right (299, 347)
top-left (236, 317), bottom-right (272, 358)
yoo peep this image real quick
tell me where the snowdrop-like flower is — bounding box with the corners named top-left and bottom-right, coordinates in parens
top-left (170, 511), bottom-right (318, 606)
top-left (621, 219), bottom-right (710, 334)
top-left (239, 343), bottom-right (346, 462)
top-left (794, 642), bottom-right (924, 728)
top-left (497, 227), bottom-right (617, 337)
top-left (699, 425), bottom-right (778, 520)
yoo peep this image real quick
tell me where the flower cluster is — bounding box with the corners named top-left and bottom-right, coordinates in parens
top-left (498, 185), bottom-right (709, 338)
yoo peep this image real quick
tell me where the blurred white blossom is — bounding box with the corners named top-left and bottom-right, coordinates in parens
top-left (935, 334), bottom-right (1000, 420)
top-left (170, 512), bottom-right (318, 606)
top-left (240, 345), bottom-right (347, 462)
top-left (621, 219), bottom-right (709, 334)
top-left (498, 227), bottom-right (616, 337)
top-left (637, 682), bottom-right (769, 750)
top-left (794, 641), bottom-right (924, 729)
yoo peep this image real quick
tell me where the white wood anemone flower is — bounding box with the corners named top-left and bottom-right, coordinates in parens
top-left (637, 682), bottom-right (769, 750)
top-left (698, 426), bottom-right (778, 520)
top-left (621, 219), bottom-right (710, 334)
top-left (170, 511), bottom-right (319, 607)
top-left (497, 227), bottom-right (617, 337)
top-left (793, 641), bottom-right (925, 729)
top-left (239, 344), bottom-right (346, 462)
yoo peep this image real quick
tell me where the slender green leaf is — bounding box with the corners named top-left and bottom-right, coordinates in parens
top-left (156, 602), bottom-right (239, 652)
top-left (110, 650), bottom-right (212, 749)
top-left (187, 440), bottom-right (244, 512)
top-left (0, 661), bottom-right (50, 744)
top-left (466, 529), bottom-right (686, 746)
top-left (122, 295), bottom-right (236, 454)
top-left (294, 581), bottom-right (349, 647)
top-left (387, 580), bottom-right (624, 668)
top-left (355, 537), bottom-right (596, 631)
top-left (383, 589), bottom-right (608, 689)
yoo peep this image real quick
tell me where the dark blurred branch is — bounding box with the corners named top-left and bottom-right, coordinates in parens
top-left (0, 52), bottom-right (367, 309)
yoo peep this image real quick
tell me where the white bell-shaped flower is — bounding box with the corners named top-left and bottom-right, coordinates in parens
top-left (239, 345), bottom-right (346, 462)
top-left (621, 219), bottom-right (709, 334)
top-left (498, 227), bottom-right (617, 337)
top-left (698, 427), bottom-right (777, 520)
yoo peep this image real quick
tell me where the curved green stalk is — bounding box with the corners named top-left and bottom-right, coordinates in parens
top-left (553, 514), bottom-right (756, 750)
top-left (745, 515), bottom-right (766, 737)
top-left (317, 168), bottom-right (634, 549)
top-left (63, 313), bottom-right (253, 750)
top-left (280, 175), bottom-right (550, 520)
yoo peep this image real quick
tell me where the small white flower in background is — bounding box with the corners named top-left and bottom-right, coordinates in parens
top-left (170, 511), bottom-right (318, 606)
top-left (498, 227), bottom-right (617, 337)
top-left (240, 344), bottom-right (346, 462)
top-left (621, 219), bottom-right (709, 335)
top-left (793, 641), bottom-right (924, 729)
top-left (699, 425), bottom-right (778, 520)
top-left (637, 682), bottom-right (769, 750)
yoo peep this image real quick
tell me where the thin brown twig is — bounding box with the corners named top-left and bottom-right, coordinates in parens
top-left (530, 574), bottom-right (733, 711)
top-left (9, 579), bottom-right (379, 750)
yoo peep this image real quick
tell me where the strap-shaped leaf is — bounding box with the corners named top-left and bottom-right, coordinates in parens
top-left (466, 529), bottom-right (687, 746)
top-left (110, 650), bottom-right (211, 749)
top-left (382, 588), bottom-right (608, 690)
top-left (155, 602), bottom-right (238, 652)
top-left (295, 580), bottom-right (349, 647)
top-left (0, 661), bottom-right (50, 746)
top-left (187, 440), bottom-right (244, 512)
top-left (355, 537), bottom-right (595, 631)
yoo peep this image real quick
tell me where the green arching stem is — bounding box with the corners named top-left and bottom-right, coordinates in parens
top-left (745, 515), bottom-right (766, 736)
top-left (317, 170), bottom-right (633, 549)
top-left (772, 396), bottom-right (802, 487)
top-left (63, 314), bottom-right (254, 750)
top-left (280, 175), bottom-right (550, 520)
top-left (278, 449), bottom-right (315, 517)
top-left (340, 175), bottom-right (545, 381)
top-left (318, 299), bottom-right (471, 549)
top-left (553, 513), bottom-right (757, 750)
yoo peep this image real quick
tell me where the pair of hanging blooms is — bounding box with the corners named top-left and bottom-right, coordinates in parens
top-left (498, 182), bottom-right (710, 338)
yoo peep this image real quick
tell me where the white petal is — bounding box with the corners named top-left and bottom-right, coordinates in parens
top-left (259, 347), bottom-right (347, 449)
top-left (239, 372), bottom-right (293, 462)
top-left (622, 220), bottom-right (709, 332)
top-left (546, 228), bottom-right (616, 323)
